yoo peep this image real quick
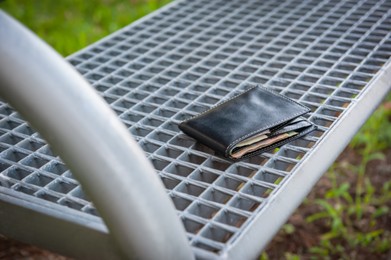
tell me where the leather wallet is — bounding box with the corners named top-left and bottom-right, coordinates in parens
top-left (179, 86), bottom-right (316, 160)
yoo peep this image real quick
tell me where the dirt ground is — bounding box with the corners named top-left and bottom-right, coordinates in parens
top-left (0, 236), bottom-right (68, 259)
top-left (265, 148), bottom-right (391, 259)
top-left (0, 147), bottom-right (390, 259)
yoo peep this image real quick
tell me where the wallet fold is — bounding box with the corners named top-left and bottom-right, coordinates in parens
top-left (179, 86), bottom-right (316, 160)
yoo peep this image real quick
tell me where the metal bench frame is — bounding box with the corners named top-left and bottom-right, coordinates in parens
top-left (0, 0), bottom-right (390, 259)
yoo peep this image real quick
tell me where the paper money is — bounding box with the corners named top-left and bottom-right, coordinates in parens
top-left (234, 130), bottom-right (271, 148)
top-left (231, 131), bottom-right (297, 159)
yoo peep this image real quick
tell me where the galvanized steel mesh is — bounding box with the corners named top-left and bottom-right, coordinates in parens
top-left (1, 0), bottom-right (391, 256)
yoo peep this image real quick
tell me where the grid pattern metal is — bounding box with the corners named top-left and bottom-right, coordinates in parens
top-left (1, 0), bottom-right (391, 257)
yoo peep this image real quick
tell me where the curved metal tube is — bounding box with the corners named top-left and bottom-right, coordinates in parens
top-left (0, 11), bottom-right (193, 260)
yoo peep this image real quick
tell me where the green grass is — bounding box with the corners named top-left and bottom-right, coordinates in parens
top-left (308, 95), bottom-right (391, 258)
top-left (2, 1), bottom-right (390, 258)
top-left (0, 0), bottom-right (171, 56)
top-left (263, 94), bottom-right (391, 259)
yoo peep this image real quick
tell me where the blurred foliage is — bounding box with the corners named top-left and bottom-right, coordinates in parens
top-left (265, 95), bottom-right (391, 259)
top-left (0, 0), bottom-right (171, 56)
top-left (1, 1), bottom-right (390, 259)
top-left (351, 94), bottom-right (391, 152)
top-left (304, 95), bottom-right (390, 258)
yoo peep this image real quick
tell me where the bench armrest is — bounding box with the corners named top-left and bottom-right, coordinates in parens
top-left (0, 11), bottom-right (193, 260)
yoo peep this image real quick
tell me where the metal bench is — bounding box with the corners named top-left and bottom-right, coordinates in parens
top-left (0, 0), bottom-right (390, 259)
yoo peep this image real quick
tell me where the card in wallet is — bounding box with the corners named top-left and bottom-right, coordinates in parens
top-left (178, 86), bottom-right (316, 160)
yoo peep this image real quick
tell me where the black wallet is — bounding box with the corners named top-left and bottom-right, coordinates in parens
top-left (179, 86), bottom-right (316, 160)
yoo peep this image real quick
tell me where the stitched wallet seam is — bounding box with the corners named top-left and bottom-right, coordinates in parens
top-left (181, 86), bottom-right (309, 127)
top-left (226, 104), bottom-right (308, 157)
top-left (179, 85), bottom-right (315, 160)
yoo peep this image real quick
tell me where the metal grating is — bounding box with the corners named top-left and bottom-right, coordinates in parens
top-left (1, 0), bottom-right (391, 257)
